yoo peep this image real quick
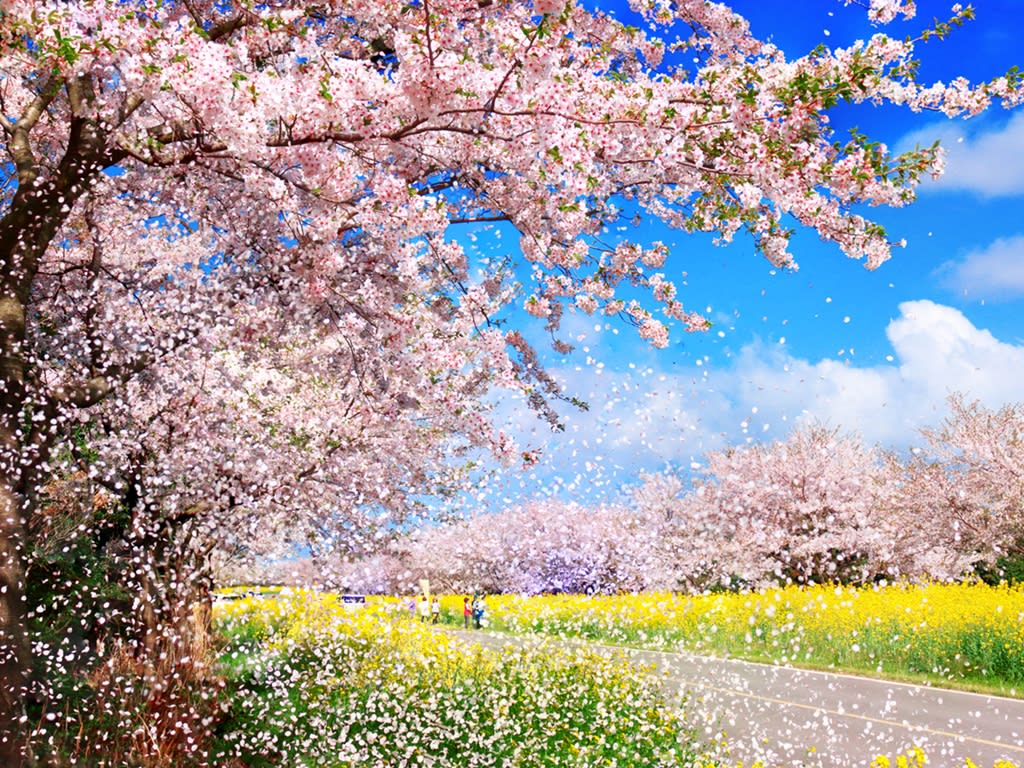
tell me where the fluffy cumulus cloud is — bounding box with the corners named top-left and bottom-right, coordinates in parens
top-left (727, 300), bottom-right (1024, 446)
top-left (934, 234), bottom-right (1024, 300)
top-left (492, 301), bottom-right (1024, 500)
top-left (900, 111), bottom-right (1024, 198)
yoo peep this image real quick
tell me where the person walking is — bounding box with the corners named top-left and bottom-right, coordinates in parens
top-left (431, 597), bottom-right (441, 624)
top-left (462, 596), bottom-right (472, 629)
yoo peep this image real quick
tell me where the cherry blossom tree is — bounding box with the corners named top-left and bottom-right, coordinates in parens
top-left (686, 426), bottom-right (901, 586)
top-left (624, 428), bottom-right (982, 589)
top-left (872, 448), bottom-right (982, 581)
top-left (69, 302), bottom-right (517, 637)
top-left (917, 395), bottom-right (1024, 563)
top-left (629, 471), bottom-right (731, 590)
top-left (1, 0), bottom-right (1021, 760)
top-left (406, 498), bottom-right (675, 594)
top-left (18, 275), bottom-right (534, 759)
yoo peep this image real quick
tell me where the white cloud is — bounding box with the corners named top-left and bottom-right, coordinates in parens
top-left (935, 234), bottom-right (1024, 300)
top-left (494, 301), bottom-right (1024, 498)
top-left (727, 300), bottom-right (1024, 446)
top-left (899, 111), bottom-right (1024, 197)
top-left (885, 299), bottom-right (1024, 411)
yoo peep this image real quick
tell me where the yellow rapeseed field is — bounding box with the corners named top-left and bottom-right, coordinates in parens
top-left (472, 581), bottom-right (1024, 690)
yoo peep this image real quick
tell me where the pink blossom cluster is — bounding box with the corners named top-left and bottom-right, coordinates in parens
top-left (402, 498), bottom-right (677, 595)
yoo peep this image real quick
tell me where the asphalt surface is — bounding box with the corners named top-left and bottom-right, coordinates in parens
top-left (447, 629), bottom-right (1024, 767)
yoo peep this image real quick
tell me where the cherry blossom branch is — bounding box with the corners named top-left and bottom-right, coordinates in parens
top-left (7, 74), bottom-right (62, 186)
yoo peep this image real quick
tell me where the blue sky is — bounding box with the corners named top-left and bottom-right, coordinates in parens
top-left (455, 0), bottom-right (1024, 509)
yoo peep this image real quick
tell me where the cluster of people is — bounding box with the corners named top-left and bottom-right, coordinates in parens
top-left (408, 595), bottom-right (441, 624)
top-left (463, 594), bottom-right (486, 629)
top-left (402, 593), bottom-right (488, 628)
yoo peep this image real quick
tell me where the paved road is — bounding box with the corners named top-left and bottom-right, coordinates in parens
top-left (448, 629), bottom-right (1024, 767)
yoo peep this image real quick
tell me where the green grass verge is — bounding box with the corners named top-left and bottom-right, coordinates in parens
top-left (458, 613), bottom-right (1023, 700)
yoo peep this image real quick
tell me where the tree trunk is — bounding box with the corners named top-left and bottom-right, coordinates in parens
top-left (0, 486), bottom-right (30, 766)
top-left (0, 75), bottom-right (117, 763)
top-left (0, 286), bottom-right (30, 765)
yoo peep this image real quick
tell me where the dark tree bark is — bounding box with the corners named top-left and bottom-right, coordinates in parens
top-left (0, 71), bottom-right (125, 762)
